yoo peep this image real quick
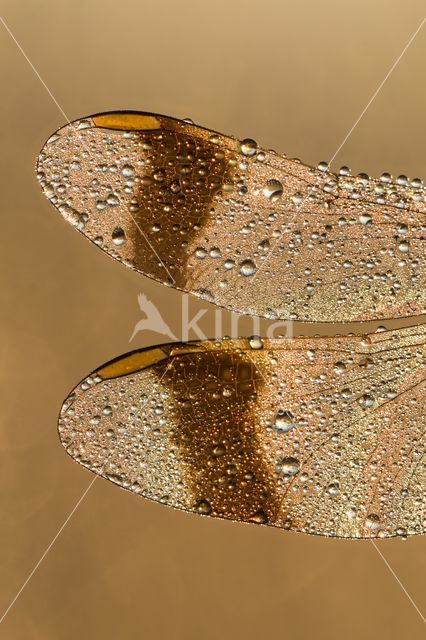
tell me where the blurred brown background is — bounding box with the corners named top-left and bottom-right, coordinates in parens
top-left (0, 1), bottom-right (425, 638)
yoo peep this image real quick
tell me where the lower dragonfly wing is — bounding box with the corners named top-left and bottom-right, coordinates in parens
top-left (58, 324), bottom-right (425, 538)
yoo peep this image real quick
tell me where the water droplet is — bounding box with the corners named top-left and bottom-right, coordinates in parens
top-left (263, 179), bottom-right (283, 200)
top-left (277, 456), bottom-right (300, 476)
top-left (398, 240), bottom-right (410, 253)
top-left (122, 164), bottom-right (135, 178)
top-left (358, 394), bottom-right (374, 409)
top-left (61, 393), bottom-right (75, 415)
top-left (170, 179), bottom-right (181, 194)
top-left (327, 482), bottom-right (340, 496)
top-left (396, 223), bottom-right (408, 236)
top-left (153, 168), bottom-right (166, 182)
top-left (196, 499), bottom-right (212, 515)
top-left (112, 227), bottom-right (126, 245)
top-left (366, 513), bottom-right (381, 531)
top-left (248, 336), bottom-right (263, 350)
top-left (334, 361), bottom-right (347, 375)
top-left (249, 509), bottom-right (268, 524)
top-left (209, 247), bottom-right (221, 259)
top-left (240, 259), bottom-right (257, 276)
top-left (240, 138), bottom-right (257, 157)
top-left (359, 213), bottom-right (372, 225)
top-left (258, 239), bottom-right (270, 251)
top-left (213, 445), bottom-right (226, 457)
top-left (107, 193), bottom-right (119, 206)
top-left (396, 175), bottom-right (408, 186)
top-left (292, 192), bottom-right (303, 206)
top-left (274, 410), bottom-right (294, 433)
top-left (317, 161), bottom-right (329, 172)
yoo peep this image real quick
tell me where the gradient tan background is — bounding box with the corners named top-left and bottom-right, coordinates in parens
top-left (0, 1), bottom-right (425, 638)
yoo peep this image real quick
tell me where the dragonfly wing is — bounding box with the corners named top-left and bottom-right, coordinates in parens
top-left (37, 111), bottom-right (425, 322)
top-left (58, 324), bottom-right (425, 538)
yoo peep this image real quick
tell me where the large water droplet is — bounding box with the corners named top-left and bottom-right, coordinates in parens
top-left (249, 509), bottom-right (268, 524)
top-left (112, 227), bottom-right (126, 245)
top-left (366, 513), bottom-right (381, 531)
top-left (334, 361), bottom-right (347, 376)
top-left (196, 499), bottom-right (212, 515)
top-left (240, 259), bottom-right (257, 276)
top-left (358, 394), bottom-right (374, 409)
top-left (240, 138), bottom-right (257, 157)
top-left (122, 164), bottom-right (135, 178)
top-left (327, 482), bottom-right (340, 496)
top-left (277, 456), bottom-right (300, 476)
top-left (274, 410), bottom-right (294, 433)
top-left (263, 179), bottom-right (283, 200)
top-left (359, 213), bottom-right (372, 226)
top-left (248, 336), bottom-right (263, 350)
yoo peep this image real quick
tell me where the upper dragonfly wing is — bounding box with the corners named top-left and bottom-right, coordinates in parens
top-left (37, 111), bottom-right (425, 322)
top-left (58, 324), bottom-right (425, 538)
